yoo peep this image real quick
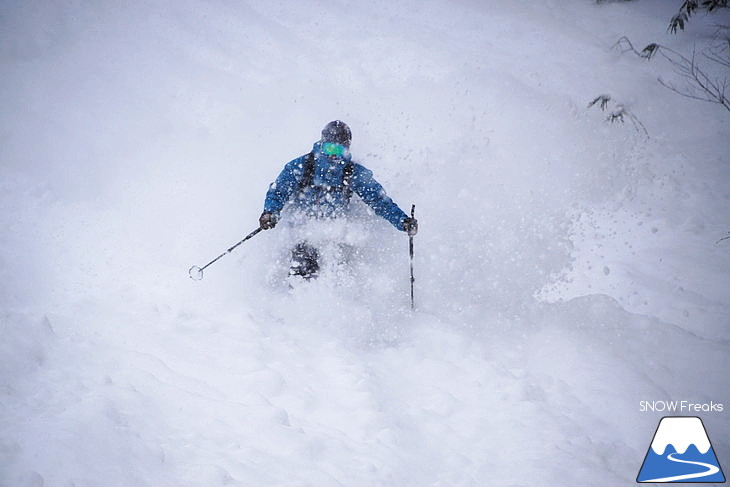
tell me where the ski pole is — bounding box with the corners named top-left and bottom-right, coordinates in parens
top-left (409, 204), bottom-right (415, 310)
top-left (189, 227), bottom-right (262, 280)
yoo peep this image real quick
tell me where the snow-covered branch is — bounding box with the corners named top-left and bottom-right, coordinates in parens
top-left (588, 93), bottom-right (650, 136)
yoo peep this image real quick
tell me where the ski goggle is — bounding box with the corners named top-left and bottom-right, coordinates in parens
top-left (322, 142), bottom-right (348, 157)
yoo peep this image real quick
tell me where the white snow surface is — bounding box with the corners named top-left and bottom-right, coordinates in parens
top-left (1, 0), bottom-right (729, 486)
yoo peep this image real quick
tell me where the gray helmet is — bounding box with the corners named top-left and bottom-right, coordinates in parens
top-left (321, 120), bottom-right (352, 147)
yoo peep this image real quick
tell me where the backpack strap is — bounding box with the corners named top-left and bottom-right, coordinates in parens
top-left (342, 162), bottom-right (354, 202)
top-left (299, 152), bottom-right (315, 189)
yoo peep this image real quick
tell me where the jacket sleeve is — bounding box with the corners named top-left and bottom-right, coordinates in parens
top-left (350, 164), bottom-right (408, 230)
top-left (263, 156), bottom-right (307, 214)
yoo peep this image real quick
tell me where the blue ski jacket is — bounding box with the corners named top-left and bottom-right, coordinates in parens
top-left (264, 142), bottom-right (409, 230)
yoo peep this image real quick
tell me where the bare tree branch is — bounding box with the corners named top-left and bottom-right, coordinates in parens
top-left (654, 44), bottom-right (730, 110)
top-left (615, 36), bottom-right (730, 112)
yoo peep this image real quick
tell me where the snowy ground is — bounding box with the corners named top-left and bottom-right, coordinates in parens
top-left (1, 0), bottom-right (729, 486)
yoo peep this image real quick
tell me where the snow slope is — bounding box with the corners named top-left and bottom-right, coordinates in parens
top-left (1, 0), bottom-right (729, 485)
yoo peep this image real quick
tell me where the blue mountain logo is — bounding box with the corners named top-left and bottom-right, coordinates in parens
top-left (637, 416), bottom-right (725, 483)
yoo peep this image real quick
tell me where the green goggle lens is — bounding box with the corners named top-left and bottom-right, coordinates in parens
top-left (322, 142), bottom-right (347, 157)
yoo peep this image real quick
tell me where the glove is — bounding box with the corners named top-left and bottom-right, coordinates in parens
top-left (259, 211), bottom-right (279, 230)
top-left (403, 217), bottom-right (418, 236)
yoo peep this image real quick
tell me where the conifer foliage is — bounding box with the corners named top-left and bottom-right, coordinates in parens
top-left (668, 0), bottom-right (729, 33)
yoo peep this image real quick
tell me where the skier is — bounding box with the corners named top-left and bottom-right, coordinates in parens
top-left (259, 120), bottom-right (418, 279)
